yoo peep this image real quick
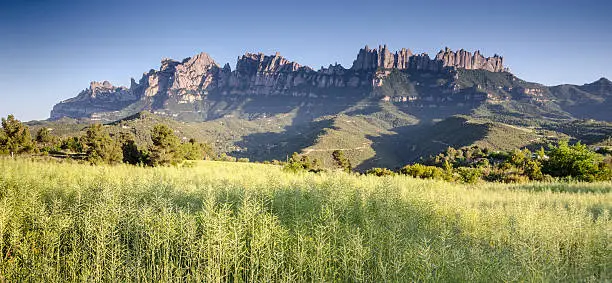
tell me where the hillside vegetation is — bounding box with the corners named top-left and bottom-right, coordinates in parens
top-left (0, 158), bottom-right (610, 281)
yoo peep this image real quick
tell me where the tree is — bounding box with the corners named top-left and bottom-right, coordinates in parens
top-left (83, 124), bottom-right (123, 165)
top-left (284, 152), bottom-right (322, 173)
top-left (115, 132), bottom-right (146, 165)
top-left (60, 136), bottom-right (84, 153)
top-left (180, 138), bottom-right (215, 161)
top-left (1, 115), bottom-right (34, 156)
top-left (0, 130), bottom-right (6, 154)
top-left (543, 141), bottom-right (610, 181)
top-left (35, 127), bottom-right (53, 144)
top-left (35, 127), bottom-right (57, 153)
top-left (148, 124), bottom-right (181, 166)
top-left (332, 150), bottom-right (352, 173)
top-left (122, 139), bottom-right (143, 165)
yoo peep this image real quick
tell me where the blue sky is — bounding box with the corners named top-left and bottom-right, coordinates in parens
top-left (1, 0), bottom-right (611, 121)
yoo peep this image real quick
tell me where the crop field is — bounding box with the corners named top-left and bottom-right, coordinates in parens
top-left (0, 158), bottom-right (610, 282)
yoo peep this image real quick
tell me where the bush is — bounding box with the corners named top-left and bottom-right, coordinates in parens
top-left (543, 141), bottom-right (611, 181)
top-left (35, 127), bottom-right (55, 146)
top-left (332, 150), bottom-right (352, 173)
top-left (365, 167), bottom-right (395, 177)
top-left (399, 164), bottom-right (445, 180)
top-left (503, 173), bottom-right (531, 184)
top-left (284, 152), bottom-right (322, 173)
top-left (457, 167), bottom-right (482, 183)
top-left (216, 153), bottom-right (236, 162)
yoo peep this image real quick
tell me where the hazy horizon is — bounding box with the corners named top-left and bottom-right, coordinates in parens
top-left (1, 0), bottom-right (611, 121)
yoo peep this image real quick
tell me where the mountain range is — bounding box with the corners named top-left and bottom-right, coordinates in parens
top-left (44, 45), bottom-right (612, 169)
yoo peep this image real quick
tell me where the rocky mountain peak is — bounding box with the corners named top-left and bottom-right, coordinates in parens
top-left (84, 81), bottom-right (131, 100)
top-left (351, 45), bottom-right (505, 72)
top-left (51, 45), bottom-right (516, 121)
top-left (160, 59), bottom-right (180, 72)
top-left (434, 48), bottom-right (504, 72)
top-left (580, 77), bottom-right (612, 96)
top-left (66, 80), bottom-right (134, 103)
top-left (596, 77), bottom-right (611, 85)
top-left (90, 80), bottom-right (114, 91)
top-left (222, 63), bottom-right (231, 72)
top-left (236, 52), bottom-right (306, 75)
top-left (181, 52), bottom-right (218, 68)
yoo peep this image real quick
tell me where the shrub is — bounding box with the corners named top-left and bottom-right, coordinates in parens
top-left (332, 150), bottom-right (352, 173)
top-left (543, 141), bottom-right (611, 181)
top-left (457, 167), bottom-right (482, 183)
top-left (284, 152), bottom-right (322, 173)
top-left (179, 139), bottom-right (214, 161)
top-left (524, 159), bottom-right (543, 180)
top-left (365, 167), bottom-right (395, 177)
top-left (216, 153), bottom-right (236, 162)
top-left (503, 173), bottom-right (531, 183)
top-left (399, 164), bottom-right (445, 180)
top-left (35, 127), bottom-right (55, 145)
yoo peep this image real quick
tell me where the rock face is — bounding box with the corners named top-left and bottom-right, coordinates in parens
top-left (435, 47), bottom-right (505, 72)
top-left (51, 44), bottom-right (509, 120)
top-left (351, 45), bottom-right (505, 72)
top-left (223, 52), bottom-right (314, 95)
top-left (76, 81), bottom-right (136, 101)
top-left (50, 81), bottom-right (139, 120)
top-left (51, 52), bottom-right (221, 119)
top-left (219, 52), bottom-right (370, 96)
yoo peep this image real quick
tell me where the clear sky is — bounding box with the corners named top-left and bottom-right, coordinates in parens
top-left (1, 0), bottom-right (611, 121)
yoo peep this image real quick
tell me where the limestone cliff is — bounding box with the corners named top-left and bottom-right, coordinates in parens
top-left (351, 45), bottom-right (505, 72)
top-left (51, 45), bottom-right (509, 120)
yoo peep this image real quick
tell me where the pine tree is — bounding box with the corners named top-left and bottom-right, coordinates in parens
top-left (149, 124), bottom-right (181, 166)
top-left (1, 115), bottom-right (34, 156)
top-left (83, 124), bottom-right (123, 164)
top-left (332, 150), bottom-right (352, 173)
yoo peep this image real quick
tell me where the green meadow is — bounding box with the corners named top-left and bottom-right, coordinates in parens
top-left (0, 158), bottom-right (610, 282)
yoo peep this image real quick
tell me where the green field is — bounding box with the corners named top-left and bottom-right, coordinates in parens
top-left (0, 158), bottom-right (610, 282)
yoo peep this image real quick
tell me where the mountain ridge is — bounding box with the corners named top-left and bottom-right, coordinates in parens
top-left (50, 45), bottom-right (511, 121)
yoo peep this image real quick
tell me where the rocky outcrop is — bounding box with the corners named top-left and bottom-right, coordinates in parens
top-left (435, 47), bottom-right (504, 72)
top-left (224, 52), bottom-right (313, 95)
top-left (125, 53), bottom-right (221, 105)
top-left (219, 52), bottom-right (371, 96)
top-left (50, 81), bottom-right (139, 119)
top-left (171, 52), bottom-right (219, 95)
top-left (74, 81), bottom-right (136, 102)
top-left (51, 45), bottom-right (510, 120)
top-left (351, 45), bottom-right (505, 72)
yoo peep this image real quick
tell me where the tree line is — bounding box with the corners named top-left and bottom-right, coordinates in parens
top-left (362, 143), bottom-right (612, 183)
top-left (0, 115), bottom-right (215, 166)
top-left (283, 142), bottom-right (612, 183)
top-left (3, 113), bottom-right (612, 182)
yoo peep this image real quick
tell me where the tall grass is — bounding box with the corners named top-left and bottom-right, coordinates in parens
top-left (0, 158), bottom-right (610, 282)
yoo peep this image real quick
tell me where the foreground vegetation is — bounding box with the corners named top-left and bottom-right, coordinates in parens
top-left (0, 158), bottom-right (610, 281)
